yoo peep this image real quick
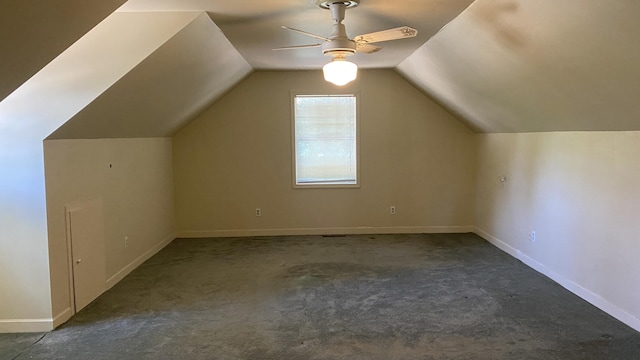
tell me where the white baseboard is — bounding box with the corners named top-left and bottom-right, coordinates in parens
top-left (0, 306), bottom-right (71, 332)
top-left (106, 233), bottom-right (175, 289)
top-left (473, 227), bottom-right (640, 333)
top-left (0, 318), bottom-right (53, 333)
top-left (52, 307), bottom-right (72, 329)
top-left (1, 233), bottom-right (175, 333)
top-left (177, 226), bottom-right (475, 238)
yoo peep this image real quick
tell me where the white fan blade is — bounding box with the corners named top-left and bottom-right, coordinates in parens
top-left (354, 26), bottom-right (418, 44)
top-left (273, 44), bottom-right (322, 51)
top-left (356, 43), bottom-right (381, 54)
top-left (281, 26), bottom-right (329, 41)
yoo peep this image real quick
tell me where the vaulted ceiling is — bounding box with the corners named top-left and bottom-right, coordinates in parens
top-left (398, 0), bottom-right (640, 132)
top-left (0, 0), bottom-right (126, 102)
top-left (2, 0), bottom-right (640, 138)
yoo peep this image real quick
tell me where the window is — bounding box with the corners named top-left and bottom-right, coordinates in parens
top-left (292, 93), bottom-right (359, 187)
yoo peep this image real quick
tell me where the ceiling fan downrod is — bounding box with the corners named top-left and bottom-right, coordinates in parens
top-left (321, 1), bottom-right (358, 57)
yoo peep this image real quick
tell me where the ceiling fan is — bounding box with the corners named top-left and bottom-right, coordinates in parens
top-left (274, 0), bottom-right (418, 86)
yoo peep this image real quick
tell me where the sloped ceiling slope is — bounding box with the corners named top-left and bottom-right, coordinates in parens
top-left (7, 0), bottom-right (472, 140)
top-left (48, 0), bottom-right (473, 139)
top-left (0, 12), bottom-right (201, 147)
top-left (398, 0), bottom-right (640, 133)
top-left (0, 0), bottom-right (126, 102)
top-left (120, 0), bottom-right (474, 70)
top-left (48, 12), bottom-right (251, 139)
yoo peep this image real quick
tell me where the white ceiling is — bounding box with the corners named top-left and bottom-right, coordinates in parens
top-left (48, 13), bottom-right (251, 139)
top-left (0, 0), bottom-right (126, 102)
top-left (0, 11), bottom-right (203, 144)
top-left (398, 0), bottom-right (640, 132)
top-left (119, 0), bottom-right (474, 69)
top-left (2, 0), bottom-right (640, 138)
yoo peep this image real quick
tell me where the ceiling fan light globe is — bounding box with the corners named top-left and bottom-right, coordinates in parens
top-left (323, 59), bottom-right (357, 86)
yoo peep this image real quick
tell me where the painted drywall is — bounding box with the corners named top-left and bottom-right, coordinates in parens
top-left (0, 11), bottom-right (203, 332)
top-left (48, 12), bottom-right (252, 140)
top-left (44, 138), bottom-right (175, 325)
top-left (173, 70), bottom-right (476, 236)
top-left (0, 0), bottom-right (126, 101)
top-left (398, 0), bottom-right (640, 133)
top-left (475, 132), bottom-right (640, 332)
top-left (120, 0), bottom-right (474, 71)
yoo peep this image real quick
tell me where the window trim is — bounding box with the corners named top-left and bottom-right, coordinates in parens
top-left (290, 90), bottom-right (361, 189)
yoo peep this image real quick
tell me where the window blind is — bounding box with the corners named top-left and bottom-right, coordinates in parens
top-left (294, 95), bottom-right (357, 185)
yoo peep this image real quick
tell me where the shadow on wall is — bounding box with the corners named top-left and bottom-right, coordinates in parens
top-left (469, 0), bottom-right (528, 49)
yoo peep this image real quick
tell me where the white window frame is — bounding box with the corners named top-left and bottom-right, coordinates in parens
top-left (291, 91), bottom-right (361, 189)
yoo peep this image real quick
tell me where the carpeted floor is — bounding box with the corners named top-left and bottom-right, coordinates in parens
top-left (2, 233), bottom-right (640, 359)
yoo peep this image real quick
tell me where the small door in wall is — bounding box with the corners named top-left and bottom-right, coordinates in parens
top-left (67, 198), bottom-right (107, 312)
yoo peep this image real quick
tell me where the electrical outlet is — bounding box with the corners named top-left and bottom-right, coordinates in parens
top-left (528, 231), bottom-right (536, 242)
top-left (390, 206), bottom-right (396, 215)
top-left (124, 236), bottom-right (129, 248)
top-left (255, 208), bottom-right (261, 217)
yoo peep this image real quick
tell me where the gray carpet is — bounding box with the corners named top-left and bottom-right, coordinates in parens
top-left (3, 233), bottom-right (640, 359)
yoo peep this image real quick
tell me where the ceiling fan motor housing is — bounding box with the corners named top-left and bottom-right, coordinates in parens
top-left (322, 43), bottom-right (356, 57)
top-left (322, 22), bottom-right (356, 56)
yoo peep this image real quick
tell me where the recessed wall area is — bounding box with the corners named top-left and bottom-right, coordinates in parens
top-left (44, 138), bottom-right (175, 326)
top-left (172, 70), bottom-right (477, 237)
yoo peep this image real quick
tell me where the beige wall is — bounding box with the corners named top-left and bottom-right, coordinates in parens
top-left (173, 70), bottom-right (476, 236)
top-left (44, 138), bottom-right (175, 324)
top-left (0, 11), bottom-right (203, 332)
top-left (5, 67), bottom-right (639, 336)
top-left (475, 132), bottom-right (640, 331)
